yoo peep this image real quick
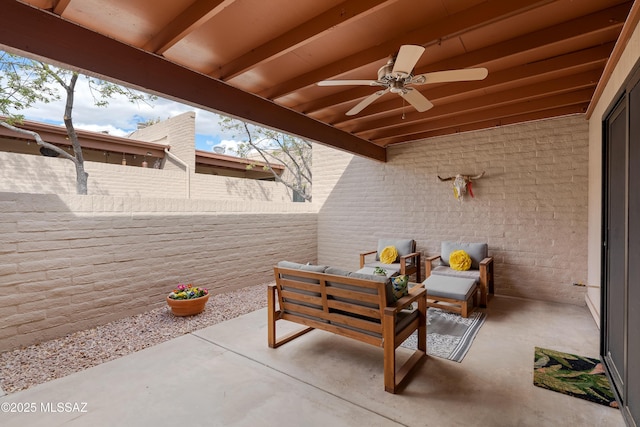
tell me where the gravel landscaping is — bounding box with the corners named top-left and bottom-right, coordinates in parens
top-left (0, 283), bottom-right (267, 394)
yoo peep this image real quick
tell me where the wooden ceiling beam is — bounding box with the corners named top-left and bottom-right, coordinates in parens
top-left (0, 1), bottom-right (385, 162)
top-left (302, 3), bottom-right (626, 119)
top-left (143, 0), bottom-right (234, 54)
top-left (259, 0), bottom-right (554, 100)
top-left (376, 105), bottom-right (589, 145)
top-left (320, 42), bottom-right (612, 126)
top-left (371, 89), bottom-right (594, 144)
top-left (345, 69), bottom-right (602, 136)
top-left (212, 0), bottom-right (393, 80)
top-left (52, 0), bottom-right (71, 15)
top-left (303, 38), bottom-right (616, 118)
top-left (413, 2), bottom-right (629, 74)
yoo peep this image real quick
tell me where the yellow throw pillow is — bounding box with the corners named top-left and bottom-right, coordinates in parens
top-left (449, 249), bottom-right (472, 271)
top-left (380, 246), bottom-right (398, 264)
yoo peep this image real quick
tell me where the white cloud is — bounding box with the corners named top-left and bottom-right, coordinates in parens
top-left (8, 69), bottom-right (241, 142)
top-left (218, 139), bottom-right (244, 155)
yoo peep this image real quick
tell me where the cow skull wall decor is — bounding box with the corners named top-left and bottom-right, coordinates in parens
top-left (438, 171), bottom-right (485, 201)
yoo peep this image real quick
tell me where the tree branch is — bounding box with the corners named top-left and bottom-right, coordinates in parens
top-left (0, 121), bottom-right (77, 162)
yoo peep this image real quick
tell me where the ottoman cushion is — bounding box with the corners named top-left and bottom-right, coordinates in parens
top-left (423, 275), bottom-right (477, 300)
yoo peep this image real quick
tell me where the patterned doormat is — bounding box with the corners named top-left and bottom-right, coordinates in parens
top-left (533, 347), bottom-right (619, 408)
top-left (400, 308), bottom-right (486, 362)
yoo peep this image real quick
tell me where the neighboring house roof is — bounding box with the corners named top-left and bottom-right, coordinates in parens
top-left (0, 119), bottom-right (166, 158)
top-left (195, 150), bottom-right (284, 178)
top-left (0, 118), bottom-right (284, 179)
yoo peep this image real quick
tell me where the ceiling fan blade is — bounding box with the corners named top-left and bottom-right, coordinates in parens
top-left (412, 67), bottom-right (488, 85)
top-left (391, 45), bottom-right (425, 77)
top-left (317, 79), bottom-right (381, 86)
top-left (346, 89), bottom-right (389, 116)
top-left (400, 88), bottom-right (433, 112)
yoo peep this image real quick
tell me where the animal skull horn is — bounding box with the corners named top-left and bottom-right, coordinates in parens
top-left (437, 171), bottom-right (485, 200)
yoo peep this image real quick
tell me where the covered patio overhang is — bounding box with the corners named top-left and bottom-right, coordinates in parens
top-left (1, 0), bottom-right (636, 162)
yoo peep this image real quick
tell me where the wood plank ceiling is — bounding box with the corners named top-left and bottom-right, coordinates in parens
top-left (0, 0), bottom-right (634, 162)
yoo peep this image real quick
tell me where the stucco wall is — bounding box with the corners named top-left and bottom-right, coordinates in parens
top-left (0, 192), bottom-right (316, 352)
top-left (586, 19), bottom-right (640, 326)
top-left (315, 114), bottom-right (589, 305)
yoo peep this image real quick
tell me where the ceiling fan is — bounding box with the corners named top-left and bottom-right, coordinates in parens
top-left (317, 45), bottom-right (488, 116)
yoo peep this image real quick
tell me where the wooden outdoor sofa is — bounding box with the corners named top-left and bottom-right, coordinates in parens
top-left (268, 261), bottom-right (427, 394)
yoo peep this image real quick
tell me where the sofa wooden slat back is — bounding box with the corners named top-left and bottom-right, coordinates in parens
top-left (269, 262), bottom-right (427, 393)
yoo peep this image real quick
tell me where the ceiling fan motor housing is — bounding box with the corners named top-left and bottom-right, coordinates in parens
top-left (377, 61), bottom-right (395, 83)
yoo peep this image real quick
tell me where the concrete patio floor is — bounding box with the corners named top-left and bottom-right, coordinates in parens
top-left (0, 295), bottom-right (625, 427)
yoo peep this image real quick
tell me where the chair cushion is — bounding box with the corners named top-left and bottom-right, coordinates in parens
top-left (363, 261), bottom-right (403, 272)
top-left (423, 275), bottom-right (477, 300)
top-left (376, 239), bottom-right (414, 261)
top-left (440, 241), bottom-right (487, 269)
top-left (355, 266), bottom-right (399, 278)
top-left (324, 267), bottom-right (395, 307)
top-left (430, 265), bottom-right (480, 281)
top-left (277, 261), bottom-right (328, 282)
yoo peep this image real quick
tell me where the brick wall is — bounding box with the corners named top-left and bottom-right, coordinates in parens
top-left (0, 192), bottom-right (316, 352)
top-left (315, 114), bottom-right (589, 305)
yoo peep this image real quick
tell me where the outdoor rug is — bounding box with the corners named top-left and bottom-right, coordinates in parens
top-left (400, 307), bottom-right (487, 362)
top-left (533, 347), bottom-right (618, 408)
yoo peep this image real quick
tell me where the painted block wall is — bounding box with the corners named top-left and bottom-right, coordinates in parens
top-left (0, 151), bottom-right (290, 201)
top-left (315, 114), bottom-right (589, 305)
top-left (129, 111), bottom-right (196, 171)
top-left (0, 110), bottom-right (291, 201)
top-left (0, 192), bottom-right (316, 352)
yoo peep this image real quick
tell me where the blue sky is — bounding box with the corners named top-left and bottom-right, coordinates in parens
top-left (12, 74), bottom-right (246, 155)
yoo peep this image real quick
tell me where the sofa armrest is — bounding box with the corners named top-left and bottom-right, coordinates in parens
top-left (479, 257), bottom-right (493, 267)
top-left (424, 255), bottom-right (441, 278)
top-left (479, 257), bottom-right (493, 278)
top-left (386, 285), bottom-right (425, 314)
top-left (399, 251), bottom-right (420, 268)
top-left (360, 249), bottom-right (377, 268)
top-left (399, 251), bottom-right (419, 262)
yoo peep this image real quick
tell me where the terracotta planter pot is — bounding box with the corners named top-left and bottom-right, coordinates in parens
top-left (166, 294), bottom-right (209, 316)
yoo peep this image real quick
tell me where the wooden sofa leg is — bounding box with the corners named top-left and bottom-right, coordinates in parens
top-left (479, 285), bottom-right (488, 308)
top-left (461, 300), bottom-right (468, 318)
top-left (383, 314), bottom-right (396, 393)
top-left (267, 285), bottom-right (277, 348)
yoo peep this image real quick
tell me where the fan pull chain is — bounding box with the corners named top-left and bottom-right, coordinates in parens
top-left (402, 98), bottom-right (406, 119)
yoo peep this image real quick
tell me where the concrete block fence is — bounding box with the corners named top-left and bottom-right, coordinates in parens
top-left (0, 193), bottom-right (316, 352)
top-left (0, 152), bottom-right (291, 201)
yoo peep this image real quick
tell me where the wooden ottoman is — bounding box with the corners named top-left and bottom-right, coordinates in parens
top-left (423, 275), bottom-right (477, 318)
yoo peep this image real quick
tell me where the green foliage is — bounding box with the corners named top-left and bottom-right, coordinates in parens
top-left (0, 51), bottom-right (58, 123)
top-left (219, 116), bottom-right (312, 201)
top-left (0, 51), bottom-right (157, 194)
top-left (1, 50), bottom-right (156, 122)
